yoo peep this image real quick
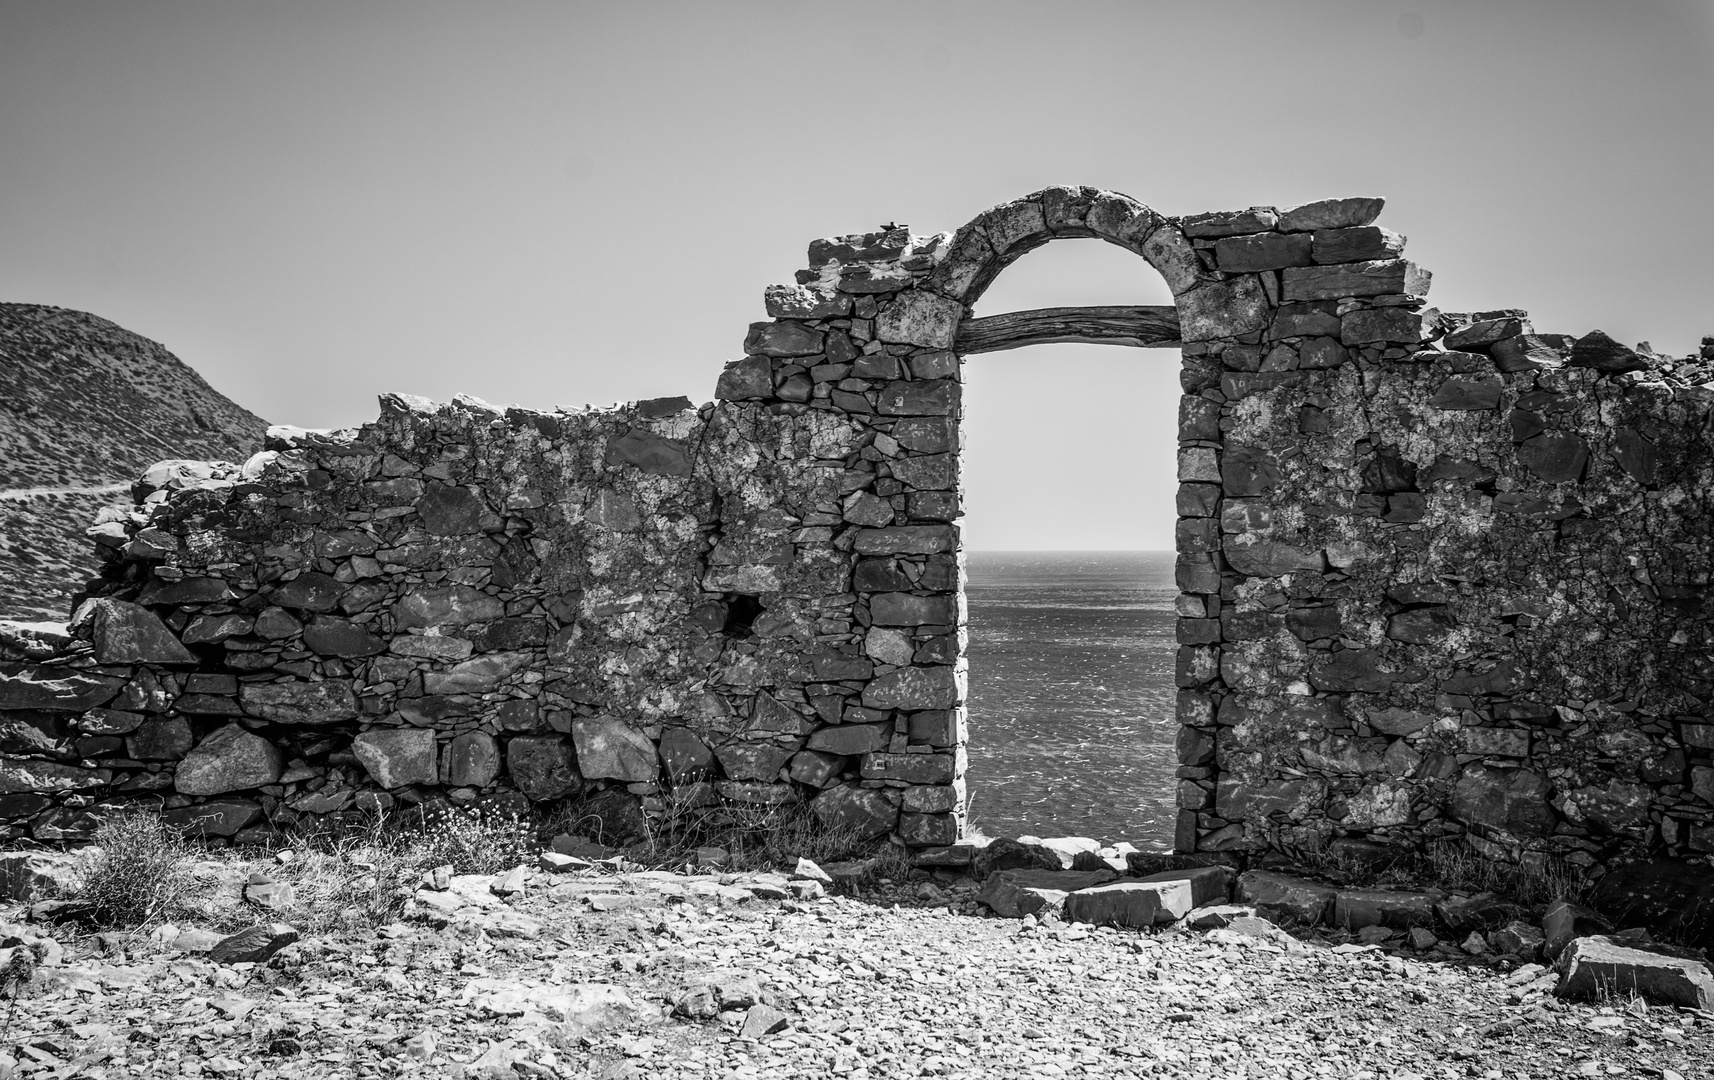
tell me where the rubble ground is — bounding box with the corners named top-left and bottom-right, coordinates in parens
top-left (3, 851), bottom-right (1712, 1080)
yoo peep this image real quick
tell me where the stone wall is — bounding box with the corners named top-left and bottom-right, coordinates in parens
top-left (2, 186), bottom-right (1711, 883)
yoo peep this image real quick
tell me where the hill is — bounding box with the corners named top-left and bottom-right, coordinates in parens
top-left (0, 303), bottom-right (266, 618)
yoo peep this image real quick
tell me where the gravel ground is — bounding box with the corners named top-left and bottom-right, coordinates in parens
top-left (3, 862), bottom-right (1711, 1080)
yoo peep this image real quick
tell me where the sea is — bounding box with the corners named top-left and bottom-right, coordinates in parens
top-left (963, 550), bottom-right (1179, 847)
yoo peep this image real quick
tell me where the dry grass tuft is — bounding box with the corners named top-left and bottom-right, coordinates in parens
top-left (74, 811), bottom-right (192, 929)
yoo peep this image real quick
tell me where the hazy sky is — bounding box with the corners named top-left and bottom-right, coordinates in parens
top-left (2, 1), bottom-right (1709, 549)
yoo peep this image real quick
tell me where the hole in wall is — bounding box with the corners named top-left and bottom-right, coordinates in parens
top-left (721, 593), bottom-right (765, 639)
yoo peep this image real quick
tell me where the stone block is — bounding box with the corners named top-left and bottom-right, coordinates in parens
top-left (164, 799), bottom-right (263, 837)
top-left (1309, 226), bottom-right (1403, 265)
top-left (126, 717), bottom-right (193, 761)
top-left (447, 731), bottom-right (501, 788)
top-left (1333, 888), bottom-right (1443, 930)
top-left (1340, 307), bottom-right (1437, 345)
top-left (1449, 764), bottom-right (1557, 837)
top-left (268, 572), bottom-right (344, 612)
top-left (0, 664), bottom-right (124, 711)
top-left (875, 380), bottom-right (960, 416)
top-left (862, 667), bottom-right (961, 710)
top-left (1223, 540), bottom-right (1323, 578)
top-left (744, 321), bottom-right (824, 357)
top-left (807, 722), bottom-right (892, 756)
top-left (1180, 208), bottom-right (1278, 238)
top-left (1177, 276), bottom-right (1270, 342)
top-left (1131, 865), bottom-right (1236, 919)
top-left (867, 594), bottom-right (957, 627)
top-left (1459, 727), bottom-right (1529, 757)
top-left (1428, 376), bottom-right (1503, 410)
top-left (573, 718), bottom-right (659, 783)
top-left (1490, 334), bottom-right (1566, 372)
top-left (716, 356), bottom-right (772, 400)
top-left (810, 784), bottom-right (897, 839)
top-left (853, 525), bottom-right (955, 555)
top-left (393, 586), bottom-right (506, 629)
top-left (303, 617), bottom-right (386, 658)
top-left (874, 290), bottom-right (962, 350)
top-left (507, 735), bottom-right (584, 801)
top-left (1063, 882), bottom-right (1165, 928)
top-left (1177, 447), bottom-right (1221, 484)
top-left (352, 728), bottom-right (438, 788)
top-left (978, 868), bottom-right (1117, 918)
top-left (1518, 432), bottom-right (1589, 483)
top-left (860, 751), bottom-right (959, 785)
top-left (1284, 260), bottom-right (1429, 300)
top-left (75, 599), bottom-right (196, 665)
top-left (176, 724), bottom-right (283, 796)
top-left (1555, 936), bottom-right (1713, 1009)
top-left (899, 812), bottom-right (958, 847)
top-left (658, 727), bottom-right (713, 783)
top-left (1567, 329), bottom-right (1647, 373)
top-left (1235, 870), bottom-right (1336, 926)
top-left (1277, 197), bottom-right (1384, 232)
top-left (787, 749), bottom-right (843, 788)
top-left (765, 283), bottom-right (851, 319)
top-left (1213, 232), bottom-right (1313, 272)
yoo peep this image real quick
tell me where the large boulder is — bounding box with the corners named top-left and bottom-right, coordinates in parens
top-left (1333, 888), bottom-right (1443, 930)
top-left (175, 724), bottom-right (283, 796)
top-left (352, 728), bottom-right (438, 788)
top-left (1555, 935), bottom-right (1714, 1009)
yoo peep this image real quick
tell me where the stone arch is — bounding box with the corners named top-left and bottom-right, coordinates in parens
top-left (921, 187), bottom-right (1204, 311)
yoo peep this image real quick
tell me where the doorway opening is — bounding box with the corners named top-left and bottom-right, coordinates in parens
top-left (958, 237), bottom-right (1185, 846)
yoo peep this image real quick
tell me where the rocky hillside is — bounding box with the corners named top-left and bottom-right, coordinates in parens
top-left (0, 304), bottom-right (266, 619)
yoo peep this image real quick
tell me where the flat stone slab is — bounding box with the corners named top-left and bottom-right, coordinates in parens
top-left (1333, 888), bottom-right (1445, 930)
top-left (1555, 935), bottom-right (1714, 1010)
top-left (978, 869), bottom-right (1116, 919)
top-left (1131, 865), bottom-right (1235, 920)
top-left (1235, 871), bottom-right (1336, 926)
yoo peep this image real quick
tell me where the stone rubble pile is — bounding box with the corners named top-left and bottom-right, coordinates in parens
top-left (3, 844), bottom-right (1711, 1079)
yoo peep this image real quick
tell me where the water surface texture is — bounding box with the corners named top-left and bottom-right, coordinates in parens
top-left (964, 551), bottom-right (1178, 846)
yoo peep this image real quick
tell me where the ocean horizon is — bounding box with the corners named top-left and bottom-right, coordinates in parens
top-left (963, 549), bottom-right (1179, 847)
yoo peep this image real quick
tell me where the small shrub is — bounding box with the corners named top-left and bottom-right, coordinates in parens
top-left (76, 811), bottom-right (190, 929)
top-left (412, 803), bottom-right (536, 875)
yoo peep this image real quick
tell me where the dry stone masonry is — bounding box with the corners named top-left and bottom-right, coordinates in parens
top-left (1, 187), bottom-right (1711, 890)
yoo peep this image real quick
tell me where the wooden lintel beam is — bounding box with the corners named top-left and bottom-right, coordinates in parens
top-left (954, 305), bottom-right (1181, 355)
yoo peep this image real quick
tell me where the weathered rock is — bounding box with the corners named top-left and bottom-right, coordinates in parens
top-left (1063, 882), bottom-right (1168, 928)
top-left (0, 664), bottom-right (123, 711)
top-left (75, 599), bottom-right (196, 665)
top-left (1235, 871), bottom-right (1336, 926)
top-left (303, 617), bottom-right (387, 658)
top-left (1333, 888), bottom-right (1443, 930)
top-left (979, 869), bottom-right (1117, 919)
top-left (572, 717), bottom-right (659, 783)
top-left (860, 667), bottom-right (959, 710)
top-left (810, 784), bottom-right (897, 839)
top-left (352, 727), bottom-right (438, 788)
top-left (162, 799), bottom-right (262, 836)
top-left (1554, 935), bottom-right (1714, 1009)
top-left (239, 682), bottom-right (360, 725)
top-left (1448, 764), bottom-right (1557, 836)
top-left (1276, 197), bottom-right (1384, 232)
top-left (446, 731), bottom-right (501, 788)
top-left (506, 736), bottom-right (583, 801)
top-left (175, 724), bottom-right (283, 795)
top-left (125, 716), bottom-right (192, 760)
top-left (805, 722), bottom-right (891, 757)
top-left (0, 850), bottom-right (88, 901)
top-left (209, 923), bottom-right (299, 965)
